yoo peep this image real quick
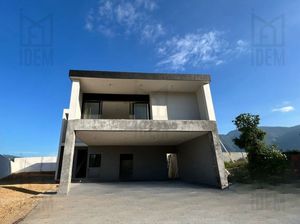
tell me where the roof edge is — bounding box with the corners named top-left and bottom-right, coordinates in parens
top-left (69, 70), bottom-right (211, 82)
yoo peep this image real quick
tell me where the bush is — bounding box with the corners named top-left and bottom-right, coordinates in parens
top-left (232, 113), bottom-right (291, 184)
top-left (247, 144), bottom-right (288, 181)
top-left (225, 159), bottom-right (251, 183)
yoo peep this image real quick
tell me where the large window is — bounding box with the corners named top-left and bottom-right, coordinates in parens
top-left (89, 154), bottom-right (101, 167)
top-left (82, 94), bottom-right (150, 120)
top-left (83, 101), bottom-right (100, 119)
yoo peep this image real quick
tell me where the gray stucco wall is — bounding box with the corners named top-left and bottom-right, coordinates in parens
top-left (73, 146), bottom-right (176, 181)
top-left (176, 134), bottom-right (218, 186)
top-left (0, 155), bottom-right (11, 179)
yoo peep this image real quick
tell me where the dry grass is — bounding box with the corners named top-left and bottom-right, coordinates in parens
top-left (0, 172), bottom-right (57, 224)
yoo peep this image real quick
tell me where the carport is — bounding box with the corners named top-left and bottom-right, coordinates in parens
top-left (74, 130), bottom-right (218, 184)
top-left (58, 119), bottom-right (227, 194)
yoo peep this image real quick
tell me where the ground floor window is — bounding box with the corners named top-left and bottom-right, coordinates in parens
top-left (89, 154), bottom-right (101, 167)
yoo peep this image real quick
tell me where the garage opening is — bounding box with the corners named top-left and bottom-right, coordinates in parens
top-left (119, 154), bottom-right (133, 180)
top-left (75, 149), bottom-right (88, 178)
top-left (166, 153), bottom-right (179, 179)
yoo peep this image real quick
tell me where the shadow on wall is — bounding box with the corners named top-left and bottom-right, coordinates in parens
top-left (0, 172), bottom-right (56, 185)
top-left (16, 162), bottom-right (56, 173)
top-left (0, 155), bottom-right (11, 179)
top-left (0, 156), bottom-right (57, 180)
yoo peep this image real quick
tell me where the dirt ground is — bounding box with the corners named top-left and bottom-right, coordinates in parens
top-left (0, 172), bottom-right (57, 224)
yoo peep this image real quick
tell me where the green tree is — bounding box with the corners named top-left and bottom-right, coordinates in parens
top-left (232, 113), bottom-right (266, 153)
top-left (232, 113), bottom-right (288, 181)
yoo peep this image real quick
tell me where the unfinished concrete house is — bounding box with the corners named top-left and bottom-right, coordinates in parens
top-left (56, 70), bottom-right (228, 194)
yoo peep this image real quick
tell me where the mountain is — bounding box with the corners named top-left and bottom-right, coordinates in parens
top-left (220, 125), bottom-right (300, 152)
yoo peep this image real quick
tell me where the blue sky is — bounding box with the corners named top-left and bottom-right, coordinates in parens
top-left (0, 0), bottom-right (299, 156)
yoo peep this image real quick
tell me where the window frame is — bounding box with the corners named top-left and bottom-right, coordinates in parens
top-left (133, 103), bottom-right (150, 120)
top-left (88, 154), bottom-right (101, 168)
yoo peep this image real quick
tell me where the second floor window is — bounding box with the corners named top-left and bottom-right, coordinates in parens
top-left (83, 101), bottom-right (100, 119)
top-left (82, 94), bottom-right (150, 120)
top-left (133, 103), bottom-right (149, 119)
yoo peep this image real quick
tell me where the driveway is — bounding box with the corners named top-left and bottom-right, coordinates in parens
top-left (21, 181), bottom-right (300, 224)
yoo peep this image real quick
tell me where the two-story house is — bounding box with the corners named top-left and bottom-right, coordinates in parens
top-left (56, 70), bottom-right (228, 194)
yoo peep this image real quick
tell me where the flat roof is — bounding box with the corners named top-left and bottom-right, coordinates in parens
top-left (69, 70), bottom-right (211, 82)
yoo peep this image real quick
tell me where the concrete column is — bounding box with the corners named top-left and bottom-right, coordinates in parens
top-left (208, 131), bottom-right (228, 189)
top-left (196, 84), bottom-right (216, 121)
top-left (58, 122), bottom-right (76, 195)
top-left (68, 80), bottom-right (81, 120)
top-left (55, 109), bottom-right (69, 180)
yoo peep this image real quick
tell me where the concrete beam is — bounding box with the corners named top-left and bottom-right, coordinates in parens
top-left (68, 119), bottom-right (218, 132)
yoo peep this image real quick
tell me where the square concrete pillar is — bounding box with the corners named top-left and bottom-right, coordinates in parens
top-left (58, 123), bottom-right (76, 195)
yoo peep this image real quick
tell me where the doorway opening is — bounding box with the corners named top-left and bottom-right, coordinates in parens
top-left (119, 154), bottom-right (133, 180)
top-left (166, 153), bottom-right (179, 179)
top-left (75, 148), bottom-right (88, 178)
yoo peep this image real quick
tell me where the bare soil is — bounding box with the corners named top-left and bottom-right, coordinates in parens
top-left (0, 172), bottom-right (57, 224)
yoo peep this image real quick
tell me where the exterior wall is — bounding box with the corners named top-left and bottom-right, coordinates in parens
top-left (177, 134), bottom-right (218, 186)
top-left (0, 155), bottom-right (11, 179)
top-left (196, 84), bottom-right (216, 121)
top-left (68, 80), bottom-right (82, 120)
top-left (74, 146), bottom-right (176, 181)
top-left (150, 92), bottom-right (200, 120)
top-left (11, 157), bottom-right (57, 173)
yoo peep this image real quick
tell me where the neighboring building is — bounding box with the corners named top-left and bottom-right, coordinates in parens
top-left (56, 70), bottom-right (228, 194)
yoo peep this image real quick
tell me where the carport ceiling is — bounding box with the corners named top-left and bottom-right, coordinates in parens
top-left (76, 131), bottom-right (207, 146)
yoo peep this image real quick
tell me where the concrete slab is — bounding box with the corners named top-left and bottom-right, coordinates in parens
top-left (21, 182), bottom-right (300, 224)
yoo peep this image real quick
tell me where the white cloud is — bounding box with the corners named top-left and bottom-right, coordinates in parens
top-left (141, 24), bottom-right (165, 41)
top-left (85, 9), bottom-right (95, 31)
top-left (85, 1), bottom-right (249, 69)
top-left (272, 106), bottom-right (295, 113)
top-left (157, 31), bottom-right (249, 70)
top-left (135, 0), bottom-right (157, 11)
top-left (115, 2), bottom-right (138, 27)
top-left (235, 39), bottom-right (250, 54)
top-left (85, 0), bottom-right (163, 40)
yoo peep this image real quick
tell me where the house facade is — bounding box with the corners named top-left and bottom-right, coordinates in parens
top-left (56, 70), bottom-right (228, 194)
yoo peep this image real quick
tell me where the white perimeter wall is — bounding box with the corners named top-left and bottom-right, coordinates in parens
top-left (11, 157), bottom-right (57, 173)
top-left (222, 152), bottom-right (247, 162)
top-left (150, 92), bottom-right (201, 120)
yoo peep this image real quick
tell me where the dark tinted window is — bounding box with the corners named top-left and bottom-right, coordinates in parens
top-left (89, 154), bottom-right (101, 167)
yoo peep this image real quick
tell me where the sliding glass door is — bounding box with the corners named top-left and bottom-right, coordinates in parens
top-left (82, 101), bottom-right (101, 119)
top-left (133, 103), bottom-right (149, 119)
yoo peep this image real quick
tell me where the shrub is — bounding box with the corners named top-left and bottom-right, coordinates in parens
top-left (247, 144), bottom-right (288, 180)
top-left (232, 113), bottom-right (290, 183)
top-left (225, 159), bottom-right (251, 183)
